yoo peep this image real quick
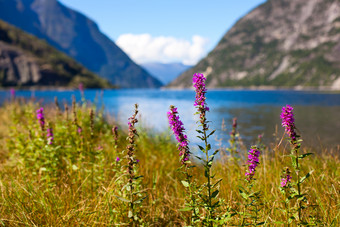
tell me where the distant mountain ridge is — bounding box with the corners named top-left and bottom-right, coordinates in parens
top-left (0, 0), bottom-right (162, 88)
top-left (141, 62), bottom-right (192, 85)
top-left (0, 19), bottom-right (110, 88)
top-left (170, 0), bottom-right (340, 90)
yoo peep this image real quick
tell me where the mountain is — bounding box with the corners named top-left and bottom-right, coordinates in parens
top-left (0, 0), bottom-right (162, 88)
top-left (169, 0), bottom-right (340, 89)
top-left (141, 62), bottom-right (192, 85)
top-left (0, 20), bottom-right (110, 88)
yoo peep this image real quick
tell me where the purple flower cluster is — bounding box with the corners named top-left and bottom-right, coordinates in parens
top-left (47, 127), bottom-right (54, 145)
top-left (167, 105), bottom-right (190, 164)
top-left (192, 73), bottom-right (209, 112)
top-left (245, 146), bottom-right (260, 180)
top-left (36, 107), bottom-right (45, 131)
top-left (280, 105), bottom-right (297, 141)
top-left (280, 174), bottom-right (292, 187)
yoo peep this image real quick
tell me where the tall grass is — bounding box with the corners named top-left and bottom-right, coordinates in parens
top-left (0, 87), bottom-right (339, 226)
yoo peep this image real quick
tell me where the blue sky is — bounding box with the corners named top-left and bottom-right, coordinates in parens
top-left (59, 0), bottom-right (266, 65)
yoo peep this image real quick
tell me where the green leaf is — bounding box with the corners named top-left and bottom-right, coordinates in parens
top-left (211, 190), bottom-right (219, 198)
top-left (299, 170), bottom-right (314, 184)
top-left (212, 178), bottom-right (222, 188)
top-left (207, 130), bottom-right (216, 138)
top-left (114, 195), bottom-right (130, 203)
top-left (195, 155), bottom-right (203, 161)
top-left (133, 175), bottom-right (144, 180)
top-left (179, 207), bottom-right (192, 212)
top-left (181, 180), bottom-right (190, 188)
top-left (198, 145), bottom-right (205, 152)
top-left (133, 196), bottom-right (147, 204)
top-left (298, 153), bottom-right (313, 159)
top-left (239, 189), bottom-right (248, 200)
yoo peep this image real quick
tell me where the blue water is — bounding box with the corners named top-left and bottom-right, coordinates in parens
top-left (1, 89), bottom-right (340, 150)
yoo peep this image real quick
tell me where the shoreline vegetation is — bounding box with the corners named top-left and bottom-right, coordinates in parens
top-left (0, 75), bottom-right (339, 226)
top-left (1, 85), bottom-right (340, 92)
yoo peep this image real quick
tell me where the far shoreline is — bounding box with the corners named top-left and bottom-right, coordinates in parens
top-left (0, 85), bottom-right (340, 93)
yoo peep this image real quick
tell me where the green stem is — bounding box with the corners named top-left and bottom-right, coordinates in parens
top-left (203, 125), bottom-right (213, 226)
top-left (294, 146), bottom-right (302, 223)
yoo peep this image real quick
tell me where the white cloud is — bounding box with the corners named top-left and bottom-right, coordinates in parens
top-left (116, 33), bottom-right (209, 65)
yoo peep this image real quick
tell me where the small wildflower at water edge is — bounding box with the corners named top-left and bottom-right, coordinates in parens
top-left (10, 88), bottom-right (15, 99)
top-left (245, 146), bottom-right (260, 180)
top-left (167, 105), bottom-right (190, 164)
top-left (79, 83), bottom-right (84, 93)
top-left (36, 107), bottom-right (45, 131)
top-left (231, 117), bottom-right (237, 136)
top-left (280, 105), bottom-right (297, 141)
top-left (47, 127), bottom-right (54, 145)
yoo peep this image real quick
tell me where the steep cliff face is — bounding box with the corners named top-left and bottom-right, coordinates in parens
top-left (170, 0), bottom-right (340, 89)
top-left (0, 20), bottom-right (110, 88)
top-left (0, 0), bottom-right (162, 88)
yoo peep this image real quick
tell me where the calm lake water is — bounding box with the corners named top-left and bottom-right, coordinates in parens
top-left (1, 89), bottom-right (340, 151)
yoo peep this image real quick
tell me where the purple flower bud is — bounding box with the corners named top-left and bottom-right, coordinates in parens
top-left (192, 73), bottom-right (209, 112)
top-left (36, 107), bottom-right (45, 131)
top-left (280, 105), bottom-right (297, 141)
top-left (245, 146), bottom-right (260, 180)
top-left (116, 156), bottom-right (120, 162)
top-left (281, 174), bottom-right (292, 187)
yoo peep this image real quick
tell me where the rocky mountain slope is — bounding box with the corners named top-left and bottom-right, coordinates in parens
top-left (0, 20), bottom-right (110, 88)
top-left (0, 0), bottom-right (162, 88)
top-left (170, 0), bottom-right (340, 89)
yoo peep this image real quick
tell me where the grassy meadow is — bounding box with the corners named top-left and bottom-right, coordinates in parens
top-left (0, 91), bottom-right (339, 226)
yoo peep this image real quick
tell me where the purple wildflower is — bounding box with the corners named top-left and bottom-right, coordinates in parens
top-left (167, 105), bottom-right (190, 164)
top-left (10, 88), bottom-right (15, 99)
top-left (79, 83), bottom-right (84, 93)
top-left (280, 105), bottom-right (297, 141)
top-left (281, 174), bottom-right (292, 187)
top-left (77, 127), bottom-right (82, 135)
top-left (192, 73), bottom-right (209, 111)
top-left (36, 107), bottom-right (45, 131)
top-left (116, 156), bottom-right (120, 162)
top-left (47, 127), bottom-right (54, 145)
top-left (136, 159), bottom-right (140, 163)
top-left (97, 145), bottom-right (103, 151)
top-left (245, 146), bottom-right (260, 180)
